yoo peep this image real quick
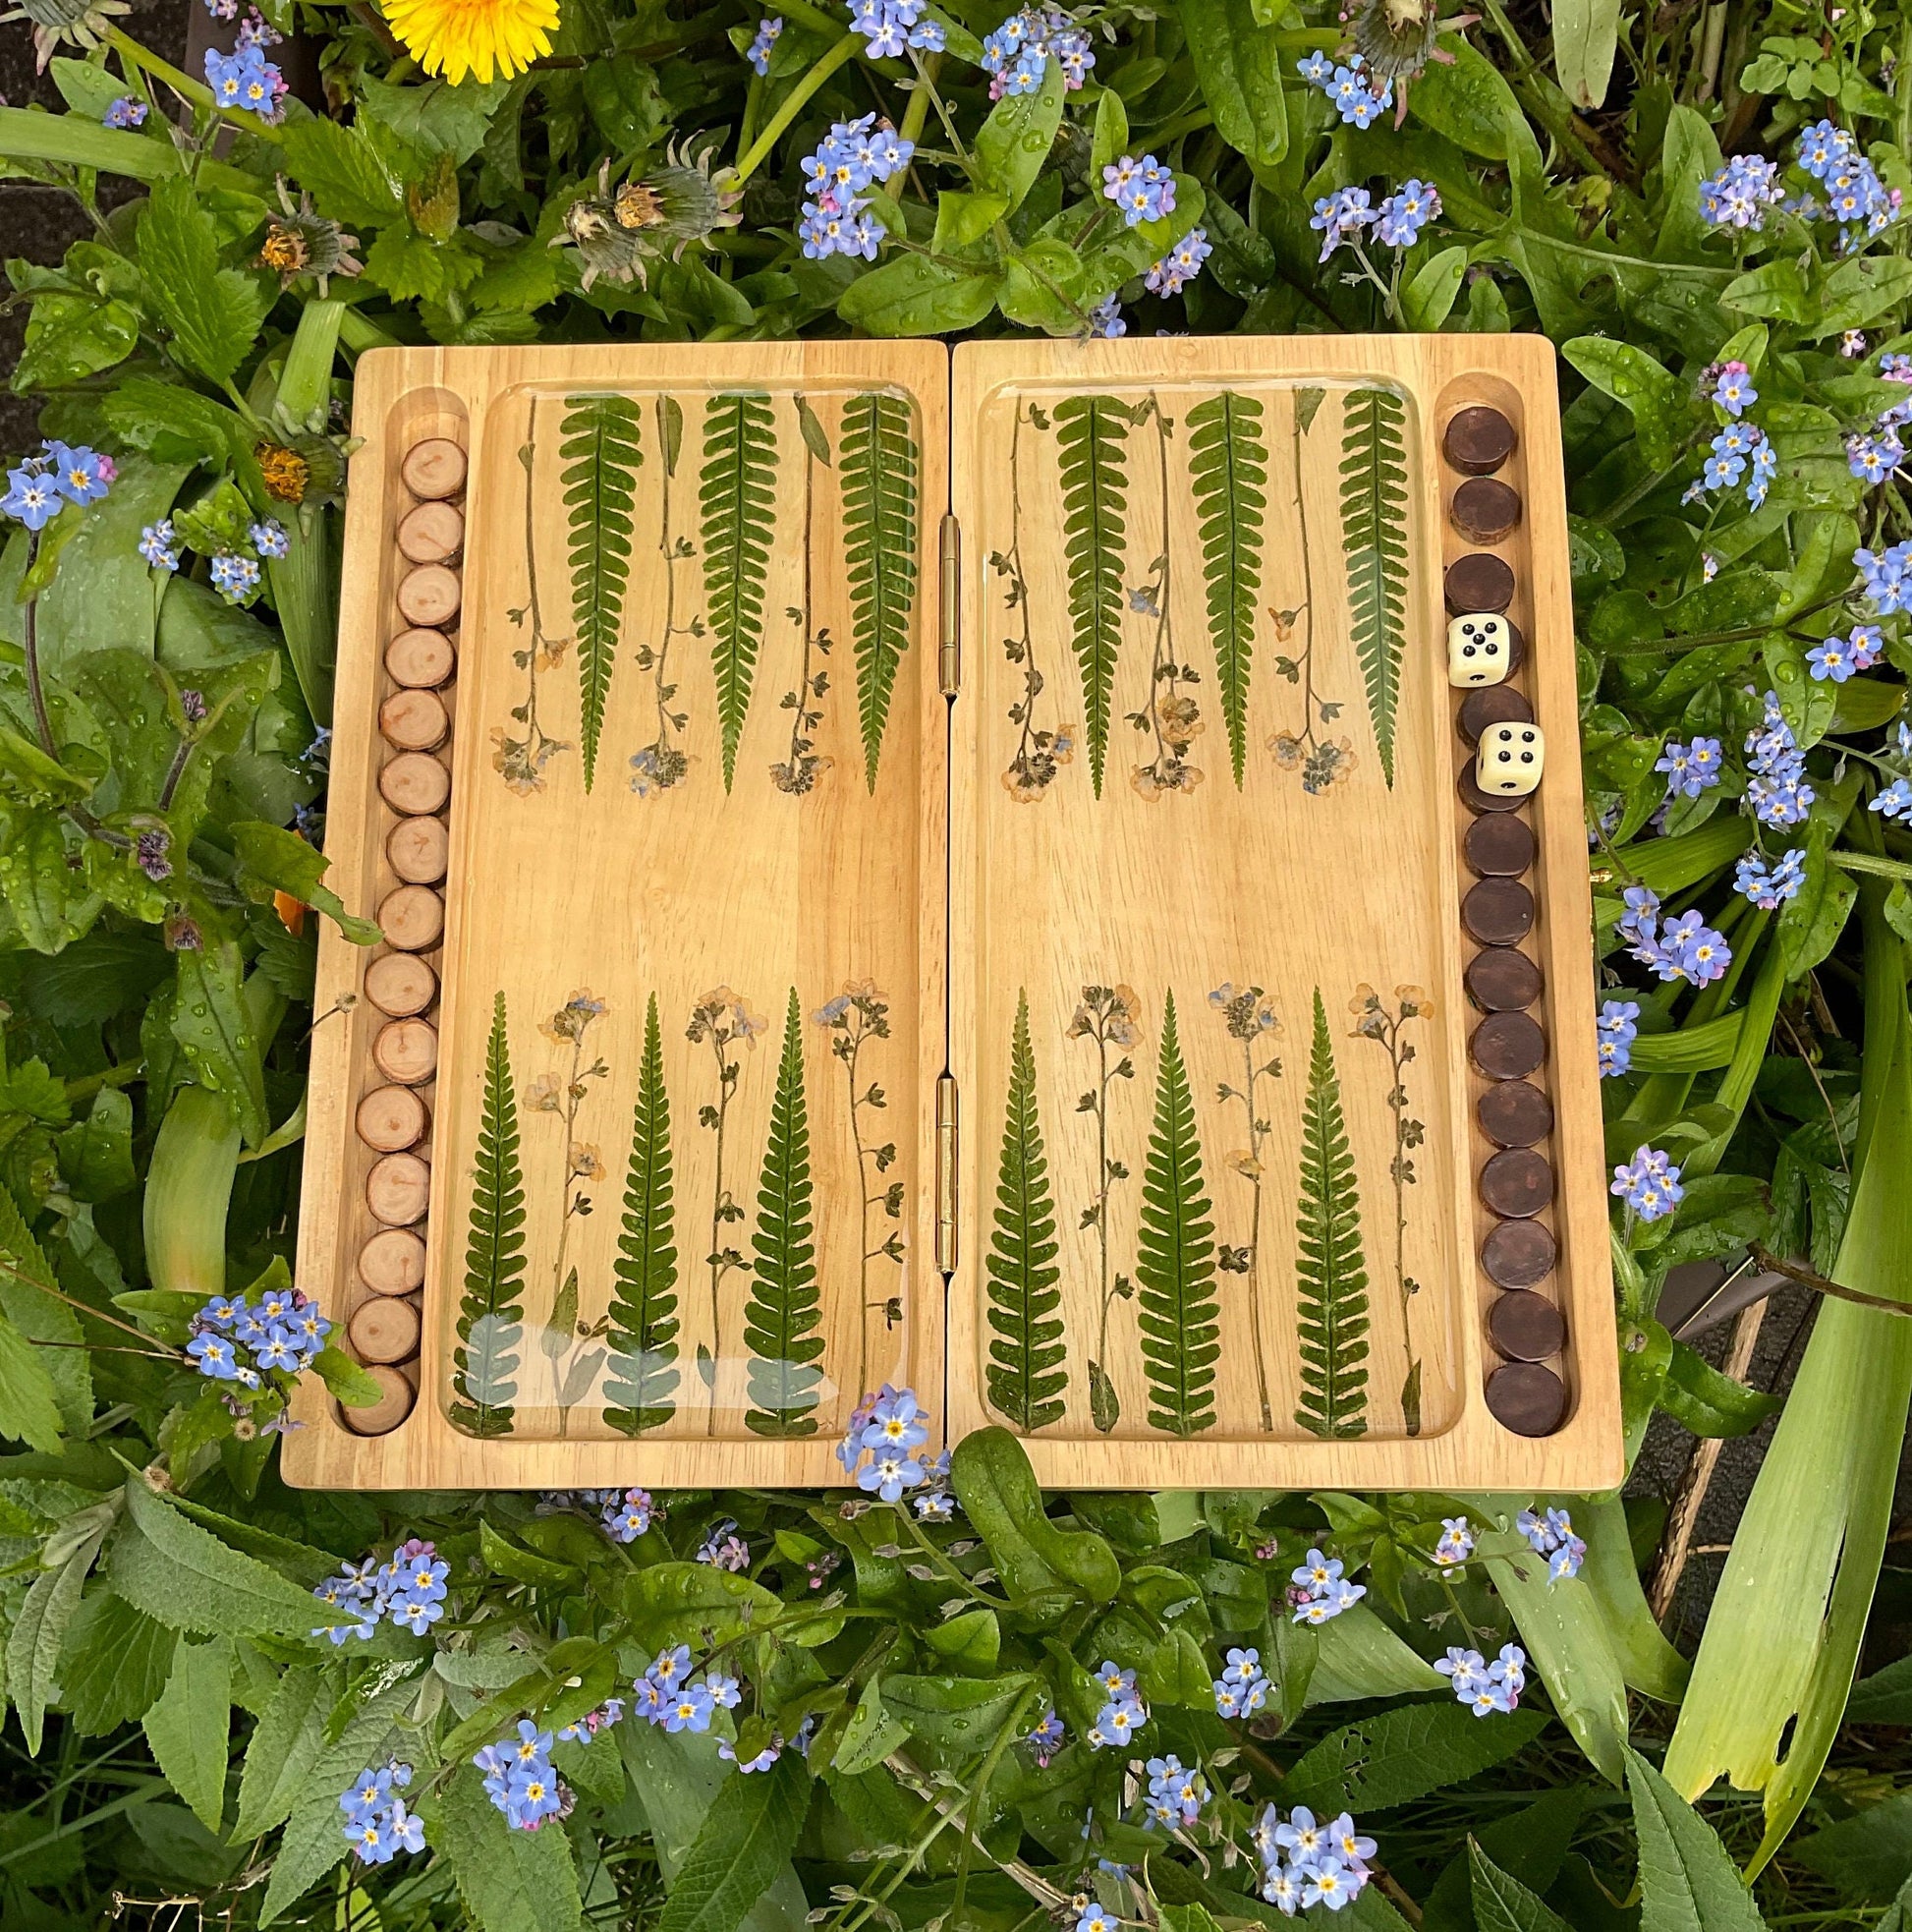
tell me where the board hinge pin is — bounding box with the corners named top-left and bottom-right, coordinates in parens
top-left (934, 1072), bottom-right (959, 1275)
top-left (938, 513), bottom-right (961, 697)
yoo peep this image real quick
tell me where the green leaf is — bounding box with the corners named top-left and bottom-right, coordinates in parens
top-left (60, 1590), bottom-right (177, 1734)
top-left (745, 991), bottom-right (823, 1436)
top-left (606, 993), bottom-right (680, 1434)
top-left (653, 1749), bottom-right (811, 1932)
top-left (171, 941), bottom-right (269, 1149)
top-left (1402, 246), bottom-right (1469, 331)
top-left (1185, 392), bottom-right (1267, 786)
top-left (701, 392), bottom-right (779, 791)
top-left (1181, 0), bottom-right (1289, 171)
top-left (1814, 256), bottom-right (1912, 339)
top-left (276, 116), bottom-right (404, 227)
top-left (102, 376), bottom-right (251, 469)
top-left (1282, 1700), bottom-right (1547, 1815)
top-left (55, 1087), bottom-right (136, 1200)
top-left (0, 1304), bottom-right (66, 1452)
top-left (6, 1515), bottom-right (106, 1752)
top-left (1338, 388), bottom-right (1410, 787)
top-left (1777, 831), bottom-right (1859, 983)
top-left (229, 820), bottom-right (380, 943)
top-left (311, 1345), bottom-right (386, 1408)
top-left (1552, 0), bottom-right (1619, 105)
top-left (440, 1763), bottom-right (586, 1932)
top-left (882, 1671), bottom-right (1033, 1748)
top-left (1847, 1652), bottom-right (1912, 1725)
top-left (836, 254), bottom-right (1002, 335)
top-left (15, 291), bottom-right (140, 392)
top-left (1293, 989), bottom-right (1372, 1440)
top-left (451, 991), bottom-right (525, 1437)
top-left (1135, 992), bottom-right (1219, 1437)
top-left (1660, 1339), bottom-right (1782, 1438)
top-left (1471, 1840), bottom-right (1575, 1932)
top-left (1563, 338), bottom-right (1686, 469)
top-left (0, 103), bottom-right (180, 179)
top-left (1090, 88), bottom-right (1128, 177)
top-left (974, 48), bottom-right (1066, 215)
top-left (1307, 1605), bottom-right (1447, 1703)
top-left (1624, 1744), bottom-right (1770, 1931)
top-left (232, 1664), bottom-right (327, 1840)
top-left (137, 177), bottom-right (269, 387)
top-left (931, 190), bottom-right (1008, 251)
top-left (560, 392), bottom-right (643, 788)
top-left (141, 1636), bottom-right (232, 1834)
top-left (838, 391), bottom-right (920, 791)
top-left (1052, 395), bottom-right (1132, 796)
top-left (0, 1177), bottom-right (90, 1433)
top-left (1793, 1789), bottom-right (1912, 1904)
top-left (834, 1676), bottom-right (913, 1773)
top-left (1407, 36), bottom-right (1525, 160)
top-left (985, 990), bottom-right (1067, 1431)
top-left (1719, 260), bottom-right (1815, 325)
top-left (109, 1476), bottom-right (325, 1639)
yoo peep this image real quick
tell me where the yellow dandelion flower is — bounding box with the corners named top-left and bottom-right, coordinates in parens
top-left (379, 0), bottom-right (558, 85)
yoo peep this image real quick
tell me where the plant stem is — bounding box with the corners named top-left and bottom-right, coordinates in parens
top-left (733, 32), bottom-right (864, 186)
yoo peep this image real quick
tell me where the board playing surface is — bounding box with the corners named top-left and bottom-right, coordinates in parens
top-left (286, 337), bottom-right (1620, 1493)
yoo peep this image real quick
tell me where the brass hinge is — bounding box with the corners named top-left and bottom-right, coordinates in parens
top-left (934, 1073), bottom-right (959, 1275)
top-left (938, 513), bottom-right (961, 697)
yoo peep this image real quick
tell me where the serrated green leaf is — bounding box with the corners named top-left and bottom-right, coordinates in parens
top-left (0, 1304), bottom-right (66, 1453)
top-left (137, 177), bottom-right (269, 387)
top-left (440, 1762), bottom-right (586, 1932)
top-left (1135, 992), bottom-right (1219, 1437)
top-left (745, 991), bottom-right (822, 1436)
top-left (452, 992), bottom-right (525, 1437)
top-left (559, 393), bottom-right (643, 788)
top-left (1470, 1840), bottom-right (1576, 1931)
top-left (701, 392), bottom-right (779, 790)
top-left (0, 1177), bottom-right (90, 1434)
top-left (1293, 989), bottom-right (1371, 1439)
top-left (653, 1748), bottom-right (810, 1932)
top-left (1625, 1744), bottom-right (1770, 1931)
top-left (1052, 396), bottom-right (1131, 795)
top-left (839, 391), bottom-right (919, 791)
top-left (1185, 392), bottom-right (1267, 786)
top-left (6, 1519), bottom-right (105, 1752)
top-left (60, 1590), bottom-right (177, 1734)
top-left (141, 1636), bottom-right (232, 1834)
top-left (1338, 387), bottom-right (1410, 788)
top-left (985, 990), bottom-right (1067, 1431)
top-left (607, 993), bottom-right (680, 1433)
top-left (232, 1664), bottom-right (326, 1840)
top-left (1283, 1700), bottom-right (1547, 1815)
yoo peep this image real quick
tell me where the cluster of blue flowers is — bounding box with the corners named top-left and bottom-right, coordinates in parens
top-left (1701, 121), bottom-right (1900, 250)
top-left (847, 0), bottom-right (943, 60)
top-left (834, 1383), bottom-right (952, 1513)
top-left (1744, 689), bottom-right (1815, 828)
top-left (1516, 1505), bottom-right (1586, 1581)
top-left (187, 1284), bottom-right (331, 1389)
top-left (1211, 1644), bottom-right (1272, 1718)
top-left (695, 1515), bottom-right (752, 1568)
top-left (1254, 1804), bottom-right (1376, 1915)
top-left (1708, 360), bottom-right (1756, 415)
top-left (1615, 884), bottom-right (1732, 987)
top-left (797, 116), bottom-right (912, 260)
top-left (103, 94), bottom-right (148, 129)
top-left (1857, 538), bottom-right (1912, 614)
top-left (1655, 734), bottom-right (1722, 800)
top-left (1433, 1515), bottom-right (1476, 1564)
top-left (630, 1642), bottom-right (743, 1733)
top-left (745, 17), bottom-right (781, 73)
top-left (311, 1538), bottom-right (448, 1643)
top-left (1086, 1659), bottom-right (1150, 1749)
top-left (339, 1760), bottom-right (425, 1865)
top-left (476, 1720), bottom-right (569, 1830)
top-left (1734, 845), bottom-right (1806, 911)
top-left (140, 515), bottom-right (287, 602)
top-left (1597, 998), bottom-right (1639, 1077)
top-left (541, 1485), bottom-right (655, 1543)
top-left (1101, 152), bottom-right (1175, 228)
top-left (2, 439), bottom-right (114, 530)
top-left (980, 7), bottom-right (1095, 97)
top-left (1686, 419), bottom-right (1775, 511)
top-left (1697, 153), bottom-right (1783, 229)
top-left (1144, 228), bottom-right (1211, 298)
top-left (1310, 180), bottom-right (1439, 263)
top-left (1611, 1145), bottom-right (1685, 1222)
top-left (1142, 1753), bottom-right (1207, 1831)
top-left (1434, 1643), bottom-right (1528, 1716)
top-left (1295, 48), bottom-right (1392, 128)
top-left (1289, 1547), bottom-right (1366, 1624)
top-left (205, 17), bottom-right (286, 124)
top-left (1868, 723), bottom-right (1912, 823)
top-left (1807, 623), bottom-right (1884, 681)
top-left (1026, 1708), bottom-right (1066, 1764)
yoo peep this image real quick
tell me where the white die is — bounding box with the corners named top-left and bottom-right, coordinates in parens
top-left (1477, 721), bottom-right (1544, 796)
top-left (1447, 613), bottom-right (1512, 688)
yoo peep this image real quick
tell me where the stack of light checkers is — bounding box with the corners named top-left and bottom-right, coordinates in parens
top-left (344, 431), bottom-right (468, 1436)
top-left (1441, 403), bottom-right (1569, 1440)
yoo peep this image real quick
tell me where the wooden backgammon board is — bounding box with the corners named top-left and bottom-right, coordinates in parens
top-left (284, 338), bottom-right (1621, 1492)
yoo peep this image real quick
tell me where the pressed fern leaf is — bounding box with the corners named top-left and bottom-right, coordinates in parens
top-left (1052, 395), bottom-right (1132, 796)
top-left (1186, 392), bottom-right (1268, 787)
top-left (839, 391), bottom-right (920, 793)
top-left (1134, 991), bottom-right (1220, 1437)
top-left (604, 993), bottom-right (680, 1435)
top-left (451, 992), bottom-right (526, 1438)
top-left (700, 390), bottom-right (779, 790)
top-left (985, 990), bottom-right (1067, 1431)
top-left (1338, 386), bottom-right (1410, 787)
top-left (1292, 988), bottom-right (1372, 1440)
top-left (558, 394), bottom-right (643, 790)
top-left (744, 989), bottom-right (823, 1436)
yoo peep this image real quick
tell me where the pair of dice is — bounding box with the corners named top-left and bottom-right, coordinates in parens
top-left (1450, 613), bottom-right (1544, 797)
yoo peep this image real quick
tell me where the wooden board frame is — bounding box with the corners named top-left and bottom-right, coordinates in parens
top-left (288, 336), bottom-right (1621, 1494)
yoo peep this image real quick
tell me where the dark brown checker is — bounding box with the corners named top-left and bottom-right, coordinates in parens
top-left (1471, 1009), bottom-right (1546, 1079)
top-left (1451, 477), bottom-right (1522, 544)
top-left (1443, 404), bottom-right (1518, 476)
top-left (1464, 814), bottom-right (1536, 878)
top-left (1477, 1079), bottom-right (1553, 1148)
top-left (1444, 551), bottom-right (1516, 616)
top-left (1479, 1147), bottom-right (1554, 1218)
top-left (1458, 766), bottom-right (1528, 815)
top-left (1457, 683), bottom-right (1534, 747)
top-left (1488, 1288), bottom-right (1567, 1362)
top-left (1485, 1361), bottom-right (1566, 1436)
top-left (1462, 879), bottom-right (1535, 945)
top-left (1482, 1217), bottom-right (1557, 1288)
top-left (1465, 946), bottom-right (1544, 1012)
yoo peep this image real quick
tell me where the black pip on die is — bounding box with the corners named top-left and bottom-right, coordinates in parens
top-left (1447, 613), bottom-right (1512, 687)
